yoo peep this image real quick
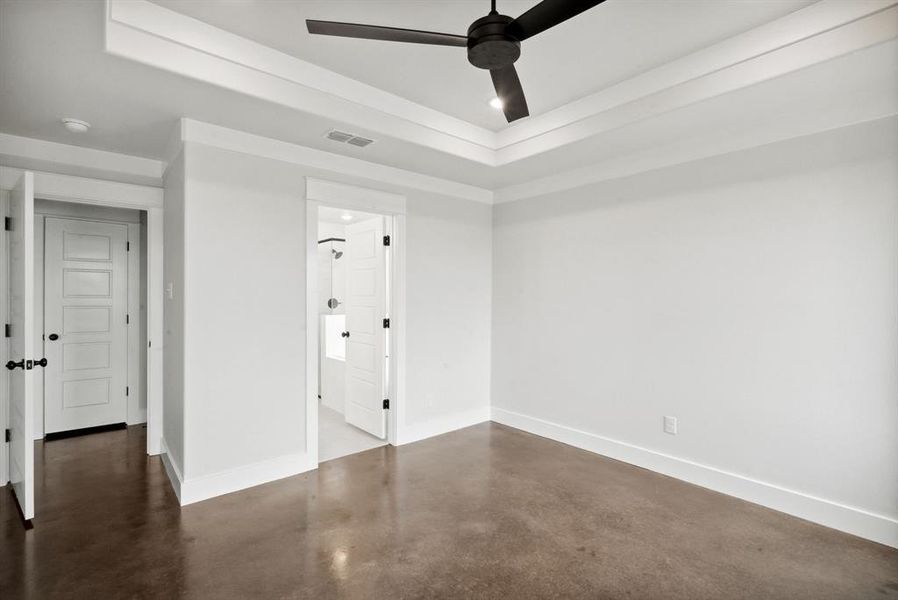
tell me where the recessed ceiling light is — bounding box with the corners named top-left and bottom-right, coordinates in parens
top-left (340, 214), bottom-right (353, 221)
top-left (61, 118), bottom-right (90, 133)
top-left (489, 97), bottom-right (504, 110)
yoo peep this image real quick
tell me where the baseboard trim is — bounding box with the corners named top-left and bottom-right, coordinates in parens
top-left (159, 437), bottom-right (183, 505)
top-left (178, 452), bottom-right (317, 506)
top-left (490, 406), bottom-right (898, 548)
top-left (397, 406), bottom-right (491, 446)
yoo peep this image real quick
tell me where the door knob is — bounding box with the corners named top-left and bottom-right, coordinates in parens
top-left (341, 331), bottom-right (350, 338)
top-left (32, 358), bottom-right (48, 368)
top-left (48, 333), bottom-right (59, 341)
top-left (6, 359), bottom-right (24, 370)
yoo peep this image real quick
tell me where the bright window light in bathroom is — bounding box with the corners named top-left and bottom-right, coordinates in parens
top-left (341, 214), bottom-right (353, 221)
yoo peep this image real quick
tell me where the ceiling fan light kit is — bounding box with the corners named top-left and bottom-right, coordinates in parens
top-left (306, 0), bottom-right (605, 123)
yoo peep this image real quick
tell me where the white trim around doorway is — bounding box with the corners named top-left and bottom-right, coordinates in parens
top-left (305, 178), bottom-right (407, 462)
top-left (0, 168), bottom-right (164, 458)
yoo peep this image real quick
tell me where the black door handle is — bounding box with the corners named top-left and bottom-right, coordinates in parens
top-left (6, 359), bottom-right (24, 370)
top-left (341, 331), bottom-right (350, 338)
top-left (33, 358), bottom-right (48, 368)
top-left (48, 333), bottom-right (59, 341)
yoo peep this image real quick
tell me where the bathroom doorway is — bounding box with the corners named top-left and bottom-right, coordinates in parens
top-left (317, 206), bottom-right (390, 462)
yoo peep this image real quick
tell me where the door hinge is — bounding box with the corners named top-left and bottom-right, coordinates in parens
top-left (382, 399), bottom-right (390, 410)
top-left (383, 235), bottom-right (391, 246)
top-left (126, 314), bottom-right (130, 325)
top-left (4, 323), bottom-right (10, 338)
top-left (126, 386), bottom-right (129, 397)
top-left (4, 217), bottom-right (11, 231)
top-left (383, 318), bottom-right (390, 329)
top-left (127, 241), bottom-right (130, 251)
top-left (4, 429), bottom-right (10, 443)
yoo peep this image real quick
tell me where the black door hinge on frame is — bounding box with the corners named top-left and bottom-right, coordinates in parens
top-left (4, 324), bottom-right (10, 338)
top-left (127, 241), bottom-right (130, 251)
top-left (382, 399), bottom-right (390, 410)
top-left (4, 217), bottom-right (11, 231)
top-left (383, 318), bottom-right (390, 329)
top-left (383, 235), bottom-right (391, 246)
top-left (4, 429), bottom-right (10, 443)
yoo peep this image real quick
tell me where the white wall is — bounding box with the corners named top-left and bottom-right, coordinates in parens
top-left (318, 221), bottom-right (346, 413)
top-left (161, 140), bottom-right (493, 501)
top-left (491, 118), bottom-right (898, 546)
top-left (404, 194), bottom-right (492, 434)
top-left (162, 150), bottom-right (186, 477)
top-left (181, 143), bottom-right (308, 482)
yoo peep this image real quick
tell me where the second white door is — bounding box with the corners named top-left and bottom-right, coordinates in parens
top-left (343, 217), bottom-right (387, 439)
top-left (43, 218), bottom-right (129, 435)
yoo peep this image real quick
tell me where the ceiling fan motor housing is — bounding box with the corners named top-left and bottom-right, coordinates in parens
top-left (467, 13), bottom-right (520, 70)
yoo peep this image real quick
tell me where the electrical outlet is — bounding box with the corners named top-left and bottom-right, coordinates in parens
top-left (663, 416), bottom-right (678, 435)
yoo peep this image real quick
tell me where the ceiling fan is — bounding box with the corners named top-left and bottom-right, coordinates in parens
top-left (306, 0), bottom-right (606, 123)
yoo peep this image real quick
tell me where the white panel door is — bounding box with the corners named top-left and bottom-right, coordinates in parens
top-left (8, 172), bottom-right (35, 520)
top-left (44, 218), bottom-right (128, 434)
top-left (343, 217), bottom-right (386, 439)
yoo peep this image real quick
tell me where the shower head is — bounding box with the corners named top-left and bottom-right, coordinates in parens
top-left (332, 249), bottom-right (343, 259)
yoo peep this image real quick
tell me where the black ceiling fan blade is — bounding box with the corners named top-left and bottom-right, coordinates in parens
top-left (506, 0), bottom-right (607, 41)
top-left (306, 20), bottom-right (467, 47)
top-left (490, 64), bottom-right (529, 123)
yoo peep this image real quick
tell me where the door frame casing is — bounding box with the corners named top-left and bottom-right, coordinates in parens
top-left (0, 168), bottom-right (163, 469)
top-left (0, 189), bottom-right (8, 485)
top-left (305, 178), bottom-right (407, 464)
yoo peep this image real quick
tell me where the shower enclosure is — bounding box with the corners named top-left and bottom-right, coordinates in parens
top-left (318, 237), bottom-right (347, 408)
top-left (319, 237), bottom-right (345, 313)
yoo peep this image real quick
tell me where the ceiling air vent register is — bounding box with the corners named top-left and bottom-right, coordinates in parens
top-left (325, 129), bottom-right (375, 148)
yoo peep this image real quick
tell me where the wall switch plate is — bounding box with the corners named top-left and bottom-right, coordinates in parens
top-left (663, 416), bottom-right (678, 435)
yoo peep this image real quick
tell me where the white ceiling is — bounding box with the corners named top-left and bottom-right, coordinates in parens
top-left (149, 0), bottom-right (814, 130)
top-left (318, 205), bottom-right (379, 225)
top-left (0, 0), bottom-right (895, 196)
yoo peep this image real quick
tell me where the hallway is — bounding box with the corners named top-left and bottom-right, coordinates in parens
top-left (2, 424), bottom-right (896, 599)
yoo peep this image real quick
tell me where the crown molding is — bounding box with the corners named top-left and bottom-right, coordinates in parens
top-left (0, 132), bottom-right (164, 187)
top-left (494, 113), bottom-right (898, 204)
top-left (171, 118), bottom-right (494, 204)
top-left (495, 3), bottom-right (898, 165)
top-left (103, 0), bottom-right (897, 170)
top-left (104, 0), bottom-right (497, 166)
top-left (0, 166), bottom-right (163, 208)
top-left (495, 0), bottom-right (897, 152)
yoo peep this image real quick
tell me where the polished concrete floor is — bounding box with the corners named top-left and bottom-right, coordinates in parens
top-left (319, 404), bottom-right (386, 463)
top-left (2, 423), bottom-right (896, 599)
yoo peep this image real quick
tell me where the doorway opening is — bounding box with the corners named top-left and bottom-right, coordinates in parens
top-left (34, 199), bottom-right (148, 440)
top-left (2, 170), bottom-right (161, 525)
top-left (316, 206), bottom-right (391, 462)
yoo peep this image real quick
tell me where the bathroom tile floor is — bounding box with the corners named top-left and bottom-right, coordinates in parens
top-left (319, 404), bottom-right (386, 462)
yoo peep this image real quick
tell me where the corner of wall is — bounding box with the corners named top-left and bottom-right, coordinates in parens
top-left (177, 452), bottom-right (317, 506)
top-left (398, 405), bottom-right (491, 446)
top-left (159, 437), bottom-right (184, 506)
